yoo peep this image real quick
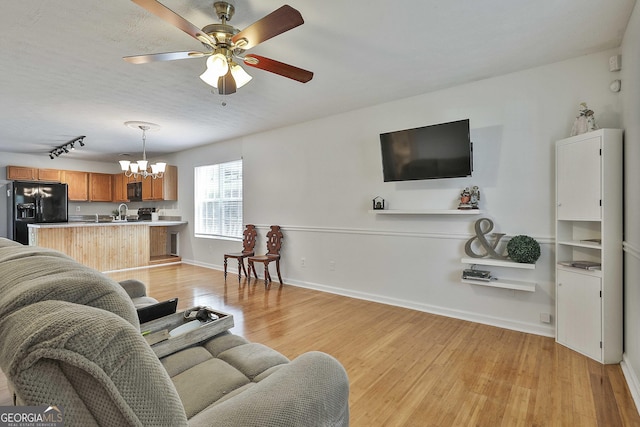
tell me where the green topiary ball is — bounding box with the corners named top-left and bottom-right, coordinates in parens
top-left (507, 235), bottom-right (540, 263)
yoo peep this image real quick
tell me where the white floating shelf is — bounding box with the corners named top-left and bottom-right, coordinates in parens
top-left (461, 257), bottom-right (535, 269)
top-left (461, 278), bottom-right (536, 292)
top-left (369, 209), bottom-right (483, 215)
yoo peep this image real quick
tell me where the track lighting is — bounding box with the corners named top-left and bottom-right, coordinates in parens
top-left (48, 136), bottom-right (86, 159)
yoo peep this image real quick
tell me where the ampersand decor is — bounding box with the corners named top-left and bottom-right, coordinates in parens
top-left (464, 218), bottom-right (509, 260)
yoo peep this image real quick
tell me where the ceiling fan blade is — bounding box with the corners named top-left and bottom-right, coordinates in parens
top-left (217, 69), bottom-right (237, 95)
top-left (123, 51), bottom-right (206, 64)
top-left (243, 54), bottom-right (313, 83)
top-left (131, 0), bottom-right (216, 47)
top-left (231, 5), bottom-right (304, 50)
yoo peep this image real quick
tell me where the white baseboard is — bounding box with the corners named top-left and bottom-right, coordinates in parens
top-left (182, 258), bottom-right (555, 337)
top-left (621, 355), bottom-right (640, 414)
top-left (286, 277), bottom-right (554, 337)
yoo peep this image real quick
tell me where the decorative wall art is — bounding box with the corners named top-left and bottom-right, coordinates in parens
top-left (458, 186), bottom-right (480, 210)
top-left (507, 235), bottom-right (541, 263)
top-left (465, 218), bottom-right (540, 264)
top-left (372, 196), bottom-right (385, 210)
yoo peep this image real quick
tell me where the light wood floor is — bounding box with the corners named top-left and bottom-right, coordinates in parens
top-left (1, 263), bottom-right (639, 426)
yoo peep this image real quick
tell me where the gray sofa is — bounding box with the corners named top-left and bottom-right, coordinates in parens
top-left (0, 238), bottom-right (349, 426)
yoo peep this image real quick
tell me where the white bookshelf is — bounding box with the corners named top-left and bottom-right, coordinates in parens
top-left (555, 129), bottom-right (623, 364)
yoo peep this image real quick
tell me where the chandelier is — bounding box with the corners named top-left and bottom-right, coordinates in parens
top-left (119, 121), bottom-right (166, 179)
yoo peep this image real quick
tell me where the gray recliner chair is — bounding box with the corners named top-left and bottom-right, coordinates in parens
top-left (0, 238), bottom-right (350, 426)
top-left (119, 278), bottom-right (159, 308)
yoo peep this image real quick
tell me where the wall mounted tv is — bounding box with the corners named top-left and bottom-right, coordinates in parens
top-left (380, 119), bottom-right (472, 182)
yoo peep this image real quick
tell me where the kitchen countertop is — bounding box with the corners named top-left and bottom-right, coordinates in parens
top-left (28, 220), bottom-right (187, 228)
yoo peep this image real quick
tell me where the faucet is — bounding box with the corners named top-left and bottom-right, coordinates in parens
top-left (118, 203), bottom-right (128, 221)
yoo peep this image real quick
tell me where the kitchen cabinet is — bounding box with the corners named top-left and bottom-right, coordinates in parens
top-left (61, 170), bottom-right (89, 201)
top-left (112, 173), bottom-right (129, 202)
top-left (162, 165), bottom-right (178, 201)
top-left (555, 129), bottom-right (622, 364)
top-left (140, 165), bottom-right (178, 201)
top-left (89, 173), bottom-right (113, 202)
top-left (7, 166), bottom-right (37, 180)
top-left (142, 175), bottom-right (164, 201)
top-left (38, 168), bottom-right (61, 182)
top-left (7, 166), bottom-right (62, 182)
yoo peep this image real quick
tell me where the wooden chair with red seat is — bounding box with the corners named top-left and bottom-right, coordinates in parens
top-left (224, 224), bottom-right (258, 282)
top-left (248, 225), bottom-right (284, 286)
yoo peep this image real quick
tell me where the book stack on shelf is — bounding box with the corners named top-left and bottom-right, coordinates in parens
top-left (462, 268), bottom-right (495, 282)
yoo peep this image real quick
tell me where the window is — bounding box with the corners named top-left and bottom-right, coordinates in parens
top-left (194, 159), bottom-right (243, 239)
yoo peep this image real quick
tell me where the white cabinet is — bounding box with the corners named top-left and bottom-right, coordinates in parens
top-left (556, 135), bottom-right (602, 220)
top-left (556, 269), bottom-right (602, 361)
top-left (555, 129), bottom-right (623, 364)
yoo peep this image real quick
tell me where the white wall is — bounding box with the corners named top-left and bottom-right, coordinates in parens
top-left (621, 0), bottom-right (640, 408)
top-left (175, 48), bottom-right (623, 336)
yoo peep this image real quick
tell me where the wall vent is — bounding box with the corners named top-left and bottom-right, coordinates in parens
top-left (170, 232), bottom-right (179, 256)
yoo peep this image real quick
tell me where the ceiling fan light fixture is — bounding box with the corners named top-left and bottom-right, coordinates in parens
top-left (207, 53), bottom-right (229, 75)
top-left (230, 62), bottom-right (252, 88)
top-left (200, 54), bottom-right (229, 87)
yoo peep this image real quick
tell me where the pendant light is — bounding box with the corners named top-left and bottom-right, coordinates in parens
top-left (119, 121), bottom-right (166, 179)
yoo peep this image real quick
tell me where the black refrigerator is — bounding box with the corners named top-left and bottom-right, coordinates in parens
top-left (8, 181), bottom-right (68, 244)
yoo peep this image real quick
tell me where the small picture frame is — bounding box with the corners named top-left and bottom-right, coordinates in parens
top-left (372, 196), bottom-right (385, 210)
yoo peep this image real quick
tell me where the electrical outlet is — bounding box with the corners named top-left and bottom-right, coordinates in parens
top-left (301, 257), bottom-right (306, 267)
top-left (329, 260), bottom-right (335, 271)
top-left (75, 206), bottom-right (81, 212)
top-left (540, 312), bottom-right (552, 324)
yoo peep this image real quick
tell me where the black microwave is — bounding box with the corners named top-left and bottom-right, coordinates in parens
top-left (127, 182), bottom-right (142, 201)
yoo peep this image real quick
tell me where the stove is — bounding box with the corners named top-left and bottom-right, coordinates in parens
top-left (137, 207), bottom-right (155, 221)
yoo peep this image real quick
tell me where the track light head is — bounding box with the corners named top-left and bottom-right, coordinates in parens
top-left (48, 136), bottom-right (86, 159)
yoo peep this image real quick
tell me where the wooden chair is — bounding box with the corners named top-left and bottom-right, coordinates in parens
top-left (224, 224), bottom-right (257, 282)
top-left (248, 225), bottom-right (284, 286)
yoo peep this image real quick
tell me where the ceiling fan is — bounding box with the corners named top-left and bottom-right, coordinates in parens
top-left (124, 0), bottom-right (313, 95)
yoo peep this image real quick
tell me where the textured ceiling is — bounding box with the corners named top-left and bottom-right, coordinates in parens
top-left (0, 0), bottom-right (635, 162)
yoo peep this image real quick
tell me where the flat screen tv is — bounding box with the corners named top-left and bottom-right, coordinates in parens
top-left (380, 119), bottom-right (472, 182)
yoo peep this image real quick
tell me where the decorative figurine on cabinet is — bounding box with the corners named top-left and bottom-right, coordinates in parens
top-left (570, 102), bottom-right (598, 136)
top-left (458, 187), bottom-right (471, 210)
top-left (372, 196), bottom-right (385, 210)
top-left (470, 186), bottom-right (480, 209)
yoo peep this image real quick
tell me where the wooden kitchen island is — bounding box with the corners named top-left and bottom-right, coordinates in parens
top-left (28, 220), bottom-right (187, 272)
